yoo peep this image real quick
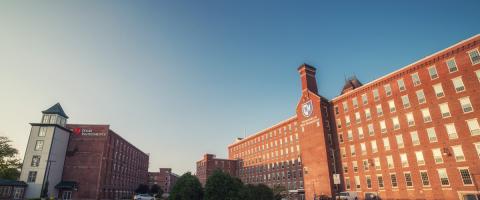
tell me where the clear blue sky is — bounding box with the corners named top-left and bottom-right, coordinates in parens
top-left (0, 0), bottom-right (479, 174)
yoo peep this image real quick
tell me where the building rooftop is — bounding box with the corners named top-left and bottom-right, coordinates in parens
top-left (42, 103), bottom-right (69, 118)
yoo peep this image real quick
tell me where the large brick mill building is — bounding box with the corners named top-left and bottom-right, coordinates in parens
top-left (148, 168), bottom-right (179, 194)
top-left (228, 34), bottom-right (480, 200)
top-left (196, 154), bottom-right (239, 186)
top-left (19, 104), bottom-right (149, 200)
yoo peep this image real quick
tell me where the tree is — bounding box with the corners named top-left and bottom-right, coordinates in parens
top-left (150, 184), bottom-right (163, 197)
top-left (168, 172), bottom-right (203, 200)
top-left (204, 170), bottom-right (243, 200)
top-left (0, 136), bottom-right (21, 180)
top-left (135, 184), bottom-right (150, 194)
top-left (240, 184), bottom-right (274, 200)
top-left (272, 184), bottom-right (288, 200)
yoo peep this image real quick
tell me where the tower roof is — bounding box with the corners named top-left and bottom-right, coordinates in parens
top-left (42, 103), bottom-right (69, 119)
top-left (341, 76), bottom-right (363, 94)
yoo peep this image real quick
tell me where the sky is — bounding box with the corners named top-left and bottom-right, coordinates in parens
top-left (0, 0), bottom-right (479, 174)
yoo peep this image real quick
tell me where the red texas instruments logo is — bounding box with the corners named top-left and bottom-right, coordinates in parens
top-left (72, 128), bottom-right (82, 135)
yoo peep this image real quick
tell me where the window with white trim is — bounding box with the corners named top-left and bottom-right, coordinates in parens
top-left (415, 151), bottom-right (425, 165)
top-left (352, 98), bottom-right (358, 109)
top-left (374, 157), bottom-right (381, 170)
top-left (432, 148), bottom-right (443, 164)
top-left (433, 83), bottom-right (444, 98)
top-left (371, 140), bottom-right (378, 153)
top-left (362, 94), bottom-right (368, 105)
top-left (410, 131), bottom-right (420, 146)
top-left (392, 117), bottom-right (400, 130)
top-left (345, 116), bottom-right (351, 127)
top-left (339, 132), bottom-right (344, 143)
top-left (360, 143), bottom-right (366, 155)
top-left (341, 147), bottom-right (346, 158)
top-left (415, 90), bottom-right (426, 104)
top-left (377, 175), bottom-right (384, 188)
top-left (376, 104), bottom-right (383, 116)
top-left (396, 135), bottom-right (404, 149)
top-left (373, 89), bottom-right (380, 101)
top-left (353, 161), bottom-right (358, 172)
top-left (467, 119), bottom-right (480, 136)
top-left (335, 106), bottom-right (339, 115)
top-left (439, 103), bottom-right (451, 118)
top-left (358, 127), bottom-right (364, 139)
top-left (406, 112), bottom-right (415, 127)
top-left (345, 177), bottom-right (351, 190)
top-left (400, 153), bottom-right (408, 167)
top-left (363, 159), bottom-right (369, 170)
top-left (355, 112), bottom-right (361, 123)
top-left (380, 120), bottom-right (387, 133)
top-left (420, 171), bottom-right (430, 186)
top-left (404, 172), bottom-right (413, 187)
top-left (34, 140), bottom-right (44, 151)
top-left (336, 119), bottom-right (342, 129)
top-left (452, 145), bottom-right (465, 162)
top-left (347, 130), bottom-right (353, 141)
top-left (468, 49), bottom-right (480, 65)
top-left (27, 171), bottom-right (37, 183)
top-left (421, 108), bottom-right (432, 123)
top-left (383, 137), bottom-right (390, 151)
top-left (446, 58), bottom-right (458, 72)
top-left (397, 79), bottom-right (406, 91)
top-left (388, 100), bottom-right (396, 113)
top-left (476, 70), bottom-right (480, 81)
top-left (354, 176), bottom-right (361, 189)
top-left (445, 123), bottom-right (458, 139)
top-left (342, 102), bottom-right (348, 112)
top-left (386, 155), bottom-right (394, 169)
top-left (475, 143), bottom-right (480, 158)
top-left (459, 168), bottom-right (473, 185)
top-left (437, 168), bottom-right (449, 186)
top-left (411, 73), bottom-right (421, 86)
top-left (390, 173), bottom-right (398, 187)
top-left (384, 84), bottom-right (392, 96)
top-left (452, 77), bottom-right (465, 92)
top-left (366, 175), bottom-right (372, 189)
top-left (427, 127), bottom-right (437, 142)
top-left (350, 145), bottom-right (356, 156)
top-left (365, 108), bottom-right (371, 120)
top-left (428, 66), bottom-right (438, 79)
top-left (367, 123), bottom-right (374, 136)
top-left (459, 97), bottom-right (473, 113)
top-left (401, 95), bottom-right (410, 108)
top-left (38, 127), bottom-right (47, 137)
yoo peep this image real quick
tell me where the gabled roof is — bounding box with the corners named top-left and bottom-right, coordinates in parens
top-left (42, 103), bottom-right (69, 119)
top-left (341, 76), bottom-right (363, 94)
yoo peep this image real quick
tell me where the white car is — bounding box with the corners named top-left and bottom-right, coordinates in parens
top-left (134, 194), bottom-right (155, 200)
top-left (336, 191), bottom-right (358, 200)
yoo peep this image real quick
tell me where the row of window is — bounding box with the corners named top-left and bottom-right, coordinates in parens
top-left (345, 167), bottom-right (473, 190)
top-left (232, 134), bottom-right (300, 158)
top-left (231, 121), bottom-right (298, 152)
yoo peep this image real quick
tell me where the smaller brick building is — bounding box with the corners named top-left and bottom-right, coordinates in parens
top-left (148, 168), bottom-right (178, 194)
top-left (196, 154), bottom-right (238, 186)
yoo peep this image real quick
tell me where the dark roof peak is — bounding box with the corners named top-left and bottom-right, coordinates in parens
top-left (341, 76), bottom-right (363, 94)
top-left (42, 103), bottom-right (68, 119)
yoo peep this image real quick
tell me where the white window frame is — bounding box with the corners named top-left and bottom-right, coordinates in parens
top-left (432, 148), bottom-right (443, 164)
top-left (420, 170), bottom-right (430, 187)
top-left (433, 83), bottom-right (445, 98)
top-left (439, 103), bottom-right (451, 118)
top-left (388, 100), bottom-right (396, 113)
top-left (421, 108), bottom-right (432, 123)
top-left (383, 137), bottom-right (390, 151)
top-left (445, 123), bottom-right (458, 139)
top-left (415, 151), bottom-right (425, 166)
top-left (410, 131), bottom-right (420, 146)
top-left (451, 76), bottom-right (465, 93)
top-left (446, 58), bottom-right (458, 73)
top-left (384, 84), bottom-right (392, 96)
top-left (437, 168), bottom-right (450, 186)
top-left (458, 167), bottom-right (474, 186)
top-left (452, 145), bottom-right (465, 162)
top-left (428, 66), bottom-right (438, 79)
top-left (406, 112), bottom-right (415, 127)
top-left (396, 134), bottom-right (404, 149)
top-left (402, 95), bottom-right (410, 108)
top-left (467, 48), bottom-right (480, 65)
top-left (427, 127), bottom-right (437, 143)
top-left (459, 97), bottom-right (474, 113)
top-left (411, 73), bottom-right (421, 86)
top-left (416, 90), bottom-right (426, 104)
top-left (397, 79), bottom-right (406, 91)
top-left (467, 118), bottom-right (480, 136)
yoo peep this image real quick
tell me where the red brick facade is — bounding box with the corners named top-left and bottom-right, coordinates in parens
top-left (196, 154), bottom-right (238, 186)
top-left (63, 124), bottom-right (149, 200)
top-left (148, 168), bottom-right (178, 194)
top-left (228, 34), bottom-right (480, 200)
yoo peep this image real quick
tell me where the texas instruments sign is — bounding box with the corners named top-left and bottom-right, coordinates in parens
top-left (72, 128), bottom-right (107, 137)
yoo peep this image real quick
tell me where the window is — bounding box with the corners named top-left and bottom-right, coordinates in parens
top-left (341, 147), bottom-right (346, 158)
top-left (377, 175), bottom-right (384, 188)
top-left (392, 117), bottom-right (400, 130)
top-left (365, 108), bottom-right (371, 120)
top-left (421, 108), bottom-right (432, 123)
top-left (401, 95), bottom-right (410, 108)
top-left (388, 100), bottom-right (396, 112)
top-left (363, 159), bottom-right (369, 170)
top-left (416, 90), bottom-right (426, 104)
top-left (446, 58), bottom-right (458, 72)
top-left (371, 140), bottom-right (378, 153)
top-left (459, 97), bottom-right (473, 113)
top-left (428, 66), bottom-right (438, 79)
top-left (336, 119), bottom-right (342, 129)
top-left (390, 174), bottom-right (398, 187)
top-left (400, 153), bottom-right (408, 167)
top-left (355, 112), bottom-right (361, 123)
top-left (452, 145), bottom-right (465, 162)
top-left (384, 84), bottom-right (392, 96)
top-left (427, 128), bottom-right (438, 142)
top-left (343, 102), bottom-right (348, 112)
top-left (387, 155), bottom-right (394, 169)
top-left (404, 172), bottom-right (413, 187)
top-left (437, 168), bottom-right (450, 186)
top-left (345, 178), bottom-right (351, 190)
top-left (420, 171), bottom-right (430, 186)
top-left (459, 168), bottom-right (473, 185)
top-left (376, 104), bottom-right (383, 116)
top-left (452, 77), bottom-right (465, 92)
top-left (352, 98), bottom-right (358, 109)
top-left (31, 155), bottom-right (40, 167)
top-left (373, 89), bottom-right (380, 101)
top-left (38, 127), bottom-right (47, 137)
top-left (354, 176), bottom-right (361, 189)
top-left (360, 143), bottom-right (366, 155)
top-left (433, 83), bottom-right (444, 98)
top-left (383, 137), bottom-right (390, 151)
top-left (339, 133), bottom-right (344, 143)
top-left (476, 70), bottom-right (480, 81)
top-left (358, 127), bottom-right (364, 139)
top-left (350, 145), bottom-right (356, 156)
top-left (397, 79), bottom-right (406, 91)
top-left (406, 113), bottom-right (415, 127)
top-left (396, 134), bottom-right (404, 148)
top-left (416, 151), bottom-right (425, 165)
top-left (410, 131), bottom-right (420, 146)
top-left (27, 171), bottom-right (37, 182)
top-left (362, 94), bottom-right (368, 105)
top-left (345, 116), bottom-right (351, 127)
top-left (366, 176), bottom-right (372, 189)
top-left (347, 130), bottom-right (353, 141)
top-left (445, 123), bottom-right (458, 139)
top-left (368, 124), bottom-right (374, 136)
top-left (380, 121), bottom-right (387, 133)
top-left (411, 73), bottom-right (421, 86)
top-left (467, 119), bottom-right (480, 135)
top-left (374, 157), bottom-right (381, 170)
top-left (468, 49), bottom-right (480, 65)
top-left (432, 148), bottom-right (443, 164)
top-left (439, 103), bottom-right (451, 118)
top-left (34, 140), bottom-right (44, 151)
top-left (353, 161), bottom-right (358, 172)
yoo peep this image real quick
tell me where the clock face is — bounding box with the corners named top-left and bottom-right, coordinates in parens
top-left (302, 100), bottom-right (313, 117)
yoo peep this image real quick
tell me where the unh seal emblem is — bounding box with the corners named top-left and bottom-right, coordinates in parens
top-left (302, 100), bottom-right (313, 117)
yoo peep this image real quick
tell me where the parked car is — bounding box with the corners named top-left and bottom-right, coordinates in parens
top-left (336, 191), bottom-right (358, 200)
top-left (133, 193), bottom-right (155, 200)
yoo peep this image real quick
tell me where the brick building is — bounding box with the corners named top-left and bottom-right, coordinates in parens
top-left (148, 168), bottom-right (178, 194)
top-left (19, 104), bottom-right (149, 200)
top-left (228, 34), bottom-right (480, 200)
top-left (196, 154), bottom-right (238, 186)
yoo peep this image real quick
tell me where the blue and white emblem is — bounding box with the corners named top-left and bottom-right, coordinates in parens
top-left (302, 100), bottom-right (313, 117)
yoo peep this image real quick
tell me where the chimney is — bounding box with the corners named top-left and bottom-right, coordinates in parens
top-left (297, 63), bottom-right (318, 94)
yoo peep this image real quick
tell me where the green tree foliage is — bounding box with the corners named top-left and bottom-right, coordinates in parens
top-left (272, 184), bottom-right (288, 200)
top-left (169, 172), bottom-right (203, 200)
top-left (240, 184), bottom-right (274, 200)
top-left (135, 184), bottom-right (150, 194)
top-left (204, 170), bottom-right (244, 200)
top-left (0, 136), bottom-right (21, 180)
top-left (150, 184), bottom-right (163, 196)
